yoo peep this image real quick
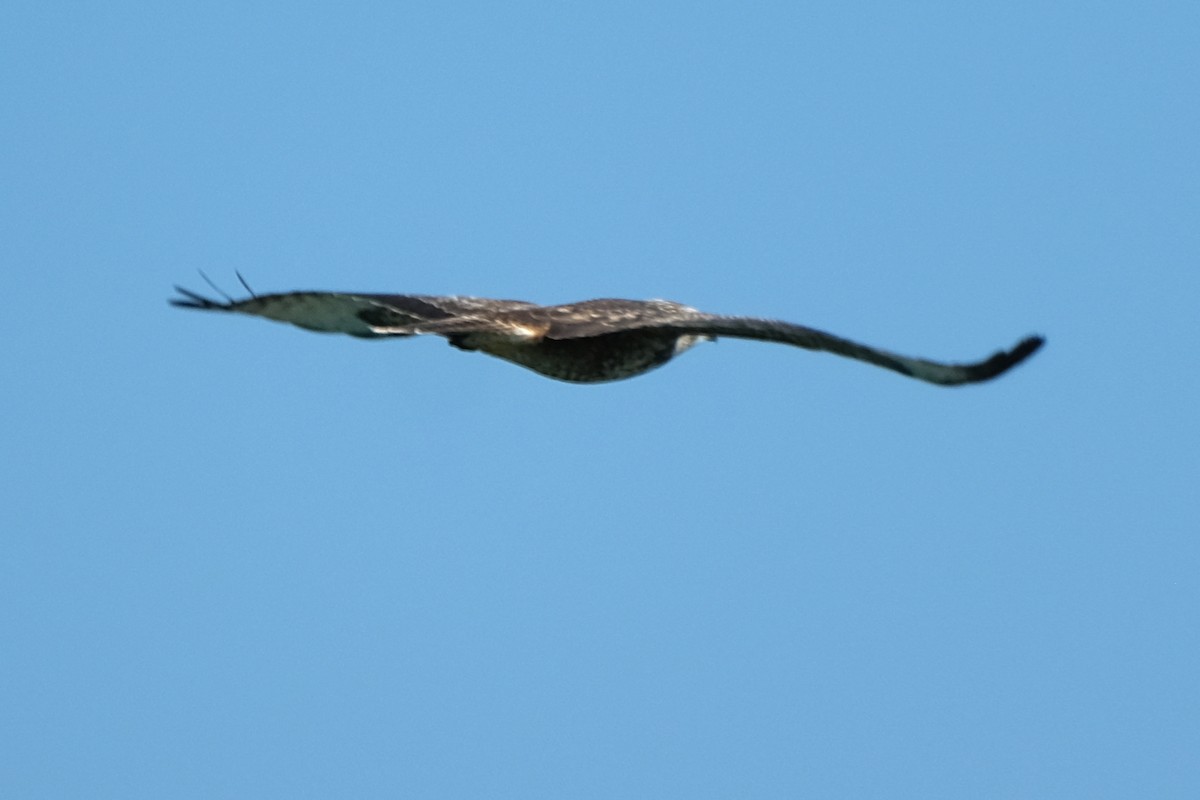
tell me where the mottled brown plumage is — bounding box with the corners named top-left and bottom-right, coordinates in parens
top-left (170, 281), bottom-right (1043, 385)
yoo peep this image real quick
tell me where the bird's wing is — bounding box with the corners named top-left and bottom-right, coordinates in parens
top-left (362, 299), bottom-right (694, 341)
top-left (549, 310), bottom-right (1043, 386)
top-left (539, 299), bottom-right (705, 339)
top-left (170, 285), bottom-right (536, 339)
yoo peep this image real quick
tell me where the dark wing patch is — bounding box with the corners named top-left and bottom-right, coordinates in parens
top-left (647, 315), bottom-right (1044, 386)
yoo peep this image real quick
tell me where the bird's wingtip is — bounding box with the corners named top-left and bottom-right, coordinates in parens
top-left (169, 285), bottom-right (231, 310)
top-left (170, 271), bottom-right (251, 310)
top-left (1014, 334), bottom-right (1046, 360)
top-left (970, 334), bottom-right (1044, 383)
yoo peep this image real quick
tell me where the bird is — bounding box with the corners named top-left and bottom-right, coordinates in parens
top-left (170, 275), bottom-right (1043, 386)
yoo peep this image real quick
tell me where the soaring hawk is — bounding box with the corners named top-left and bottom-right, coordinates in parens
top-left (171, 278), bottom-right (1043, 386)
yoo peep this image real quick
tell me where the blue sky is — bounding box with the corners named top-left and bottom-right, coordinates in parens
top-left (2, 2), bottom-right (1197, 797)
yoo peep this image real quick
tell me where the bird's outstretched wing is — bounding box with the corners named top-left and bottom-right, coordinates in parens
top-left (563, 313), bottom-right (1043, 386)
top-left (170, 285), bottom-right (537, 339)
top-left (362, 298), bottom-right (1042, 385)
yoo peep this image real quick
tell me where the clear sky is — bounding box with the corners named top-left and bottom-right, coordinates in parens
top-left (2, 2), bottom-right (1197, 797)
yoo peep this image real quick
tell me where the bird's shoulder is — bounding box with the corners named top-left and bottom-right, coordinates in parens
top-left (514, 298), bottom-right (702, 339)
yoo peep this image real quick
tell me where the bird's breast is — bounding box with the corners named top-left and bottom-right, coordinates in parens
top-left (468, 330), bottom-right (696, 383)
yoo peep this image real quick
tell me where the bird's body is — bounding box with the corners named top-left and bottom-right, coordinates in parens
top-left (170, 281), bottom-right (1043, 386)
top-left (450, 324), bottom-right (706, 383)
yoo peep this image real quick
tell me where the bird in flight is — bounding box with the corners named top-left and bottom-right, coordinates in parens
top-left (170, 275), bottom-right (1043, 386)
